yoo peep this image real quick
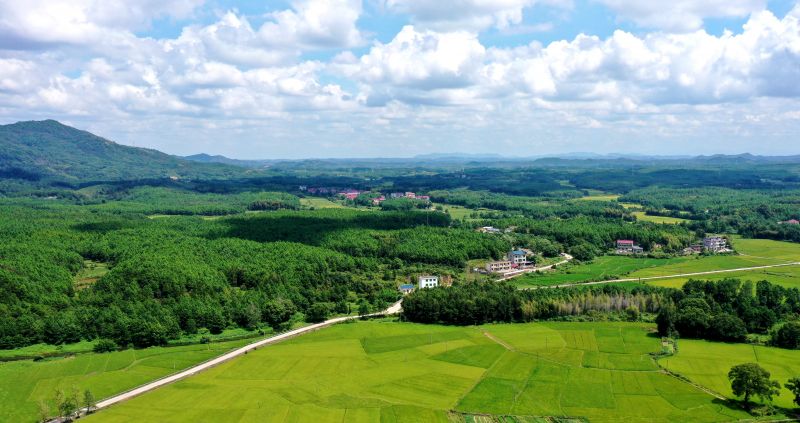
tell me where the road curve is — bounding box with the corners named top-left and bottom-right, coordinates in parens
top-left (527, 261), bottom-right (800, 290)
top-left (86, 301), bottom-right (403, 412)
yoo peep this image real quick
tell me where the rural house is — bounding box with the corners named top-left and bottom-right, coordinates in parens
top-left (703, 236), bottom-right (728, 252)
top-left (615, 240), bottom-right (644, 255)
top-left (485, 261), bottom-right (512, 273)
top-left (507, 250), bottom-right (530, 267)
top-left (399, 284), bottom-right (415, 294)
top-left (418, 276), bottom-right (439, 288)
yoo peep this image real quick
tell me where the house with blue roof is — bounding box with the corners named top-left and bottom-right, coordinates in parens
top-left (399, 284), bottom-right (415, 294)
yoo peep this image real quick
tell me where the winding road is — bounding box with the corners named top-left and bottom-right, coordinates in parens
top-left (78, 301), bottom-right (403, 415)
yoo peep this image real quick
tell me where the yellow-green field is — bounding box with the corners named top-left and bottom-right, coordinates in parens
top-left (661, 339), bottom-right (800, 409)
top-left (632, 211), bottom-right (690, 224)
top-left (633, 238), bottom-right (800, 288)
top-left (574, 194), bottom-right (620, 202)
top-left (73, 260), bottom-right (109, 290)
top-left (300, 197), bottom-right (345, 209)
top-left (0, 339), bottom-right (255, 422)
top-left (84, 321), bottom-right (755, 423)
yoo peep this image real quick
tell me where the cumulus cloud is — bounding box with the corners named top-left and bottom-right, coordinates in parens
top-left (594, 0), bottom-right (766, 32)
top-left (383, 0), bottom-right (571, 31)
top-left (0, 0), bottom-right (204, 48)
top-left (259, 0), bottom-right (365, 49)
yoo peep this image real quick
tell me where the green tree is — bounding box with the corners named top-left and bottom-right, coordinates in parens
top-left (37, 399), bottom-right (50, 423)
top-left (93, 338), bottom-right (119, 353)
top-left (358, 300), bottom-right (370, 319)
top-left (728, 363), bottom-right (781, 409)
top-left (786, 377), bottom-right (800, 408)
top-left (84, 389), bottom-right (97, 415)
top-left (771, 321), bottom-right (800, 349)
top-left (305, 303), bottom-right (330, 323)
top-left (656, 304), bottom-right (676, 336)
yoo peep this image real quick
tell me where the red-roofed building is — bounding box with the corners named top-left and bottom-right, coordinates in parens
top-left (780, 219), bottom-right (800, 225)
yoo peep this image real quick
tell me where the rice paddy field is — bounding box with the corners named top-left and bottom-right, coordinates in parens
top-left (512, 256), bottom-right (691, 288)
top-left (660, 340), bottom-right (800, 409)
top-left (514, 238), bottom-right (800, 289)
top-left (0, 339), bottom-right (255, 422)
top-left (83, 320), bottom-right (760, 423)
top-left (631, 212), bottom-right (690, 224)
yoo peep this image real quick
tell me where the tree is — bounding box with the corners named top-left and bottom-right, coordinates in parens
top-left (771, 321), bottom-right (800, 349)
top-left (786, 378), bottom-right (800, 408)
top-left (305, 303), bottom-right (330, 323)
top-left (625, 305), bottom-right (640, 322)
top-left (93, 338), bottom-right (119, 353)
top-left (55, 387), bottom-right (79, 421)
top-left (728, 363), bottom-right (781, 409)
top-left (709, 313), bottom-right (747, 342)
top-left (84, 389), bottom-right (97, 415)
top-left (37, 399), bottom-right (50, 423)
top-left (358, 300), bottom-right (370, 319)
top-left (656, 304), bottom-right (676, 336)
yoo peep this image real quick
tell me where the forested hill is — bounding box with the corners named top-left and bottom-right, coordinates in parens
top-left (0, 120), bottom-right (244, 183)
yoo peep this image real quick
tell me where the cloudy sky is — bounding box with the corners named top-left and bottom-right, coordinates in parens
top-left (1, 0), bottom-right (799, 158)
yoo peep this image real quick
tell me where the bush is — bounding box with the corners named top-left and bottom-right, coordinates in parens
top-left (305, 303), bottom-right (331, 323)
top-left (93, 338), bottom-right (119, 353)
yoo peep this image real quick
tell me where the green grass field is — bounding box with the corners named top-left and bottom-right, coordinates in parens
top-left (574, 194), bottom-right (620, 202)
top-left (83, 321), bottom-right (754, 423)
top-left (660, 339), bottom-right (800, 409)
top-left (0, 339), bottom-right (255, 422)
top-left (515, 238), bottom-right (800, 289)
top-left (73, 260), bottom-right (109, 290)
top-left (632, 212), bottom-right (690, 224)
top-left (300, 198), bottom-right (346, 209)
top-left (513, 256), bottom-right (691, 287)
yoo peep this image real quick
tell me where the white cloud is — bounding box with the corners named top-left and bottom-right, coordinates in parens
top-left (384, 0), bottom-right (571, 31)
top-left (594, 0), bottom-right (766, 32)
top-left (0, 0), bottom-right (204, 48)
top-left (259, 0), bottom-right (364, 49)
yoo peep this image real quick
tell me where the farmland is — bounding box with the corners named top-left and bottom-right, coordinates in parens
top-left (512, 256), bottom-right (692, 287)
top-left (83, 320), bottom-right (757, 423)
top-left (513, 238), bottom-right (800, 289)
top-left (0, 339), bottom-right (255, 422)
top-left (661, 339), bottom-right (800, 409)
top-left (632, 211), bottom-right (690, 224)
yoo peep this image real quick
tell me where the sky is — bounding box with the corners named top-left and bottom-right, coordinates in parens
top-left (0, 0), bottom-right (799, 158)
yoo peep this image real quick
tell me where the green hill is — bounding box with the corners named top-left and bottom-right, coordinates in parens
top-left (0, 120), bottom-right (244, 183)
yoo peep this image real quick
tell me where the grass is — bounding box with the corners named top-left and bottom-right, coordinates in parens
top-left (514, 238), bottom-right (800, 289)
top-left (82, 321), bottom-right (754, 423)
top-left (434, 203), bottom-right (502, 221)
top-left (660, 339), bottom-right (800, 409)
top-left (574, 194), bottom-right (620, 202)
top-left (512, 256), bottom-right (691, 287)
top-left (0, 340), bottom-right (97, 359)
top-left (632, 212), bottom-right (690, 224)
top-left (73, 260), bottom-right (109, 290)
top-left (0, 338), bottom-right (256, 422)
top-left (300, 197), bottom-right (346, 209)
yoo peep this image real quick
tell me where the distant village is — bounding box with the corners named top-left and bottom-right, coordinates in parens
top-left (300, 186), bottom-right (430, 206)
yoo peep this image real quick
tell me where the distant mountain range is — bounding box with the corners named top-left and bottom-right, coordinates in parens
top-left (2, 120), bottom-right (799, 185)
top-left (0, 120), bottom-right (244, 183)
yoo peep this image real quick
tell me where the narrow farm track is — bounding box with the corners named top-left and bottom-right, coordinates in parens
top-left (71, 301), bottom-right (403, 418)
top-left (523, 261), bottom-right (800, 290)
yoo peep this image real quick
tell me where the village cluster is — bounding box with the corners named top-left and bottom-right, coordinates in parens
top-left (300, 186), bottom-right (430, 205)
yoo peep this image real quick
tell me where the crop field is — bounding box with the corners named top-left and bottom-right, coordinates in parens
top-left (513, 256), bottom-right (691, 287)
top-left (649, 266), bottom-right (800, 289)
top-left (516, 238), bottom-right (800, 288)
top-left (300, 197), bottom-right (346, 209)
top-left (632, 212), bottom-right (690, 224)
top-left (0, 339), bottom-right (254, 422)
top-left (84, 321), bottom-right (753, 423)
top-left (574, 194), bottom-right (620, 202)
top-left (660, 340), bottom-right (800, 409)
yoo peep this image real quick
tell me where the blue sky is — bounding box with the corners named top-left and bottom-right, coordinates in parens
top-left (0, 0), bottom-right (799, 158)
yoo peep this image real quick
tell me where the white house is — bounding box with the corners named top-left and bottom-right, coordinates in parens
top-left (486, 261), bottom-right (512, 273)
top-left (703, 236), bottom-right (728, 252)
top-left (418, 275), bottom-right (439, 288)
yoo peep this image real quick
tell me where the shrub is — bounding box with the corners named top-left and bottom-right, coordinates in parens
top-left (93, 338), bottom-right (119, 353)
